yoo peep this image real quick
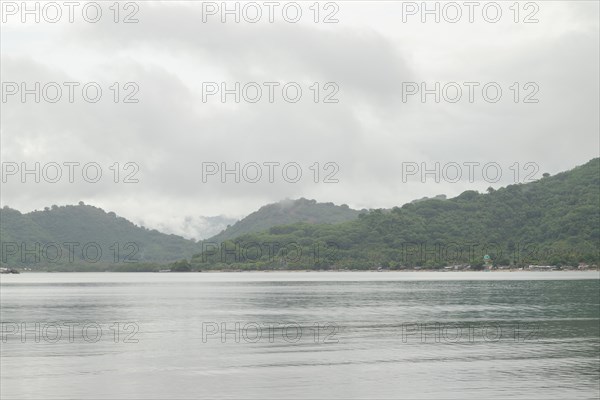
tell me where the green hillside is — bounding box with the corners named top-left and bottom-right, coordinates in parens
top-left (207, 198), bottom-right (363, 243)
top-left (0, 203), bottom-right (198, 269)
top-left (2, 160), bottom-right (598, 271)
top-left (191, 159), bottom-right (600, 270)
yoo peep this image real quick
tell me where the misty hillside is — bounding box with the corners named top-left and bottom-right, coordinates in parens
top-left (0, 198), bottom-right (362, 268)
top-left (2, 160), bottom-right (598, 270)
top-left (0, 203), bottom-right (198, 267)
top-left (193, 158), bottom-right (600, 270)
top-left (206, 198), bottom-right (364, 243)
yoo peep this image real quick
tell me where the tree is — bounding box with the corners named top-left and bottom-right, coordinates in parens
top-left (170, 259), bottom-right (191, 272)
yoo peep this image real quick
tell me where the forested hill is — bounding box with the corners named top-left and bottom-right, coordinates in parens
top-left (2, 160), bottom-right (598, 271)
top-left (0, 203), bottom-right (198, 267)
top-left (207, 198), bottom-right (363, 243)
top-left (0, 198), bottom-right (362, 269)
top-left (193, 158), bottom-right (600, 270)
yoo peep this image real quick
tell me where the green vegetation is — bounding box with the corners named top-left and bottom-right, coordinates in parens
top-left (208, 198), bottom-right (363, 243)
top-left (2, 159), bottom-right (598, 271)
top-left (0, 198), bottom-right (362, 270)
top-left (0, 203), bottom-right (198, 268)
top-left (191, 159), bottom-right (600, 270)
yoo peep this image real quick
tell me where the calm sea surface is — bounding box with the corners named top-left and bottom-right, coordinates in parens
top-left (1, 272), bottom-right (599, 399)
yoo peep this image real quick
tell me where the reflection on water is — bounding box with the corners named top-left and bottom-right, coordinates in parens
top-left (1, 272), bottom-right (599, 399)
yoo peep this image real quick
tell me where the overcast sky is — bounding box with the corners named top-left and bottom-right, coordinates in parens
top-left (1, 1), bottom-right (599, 239)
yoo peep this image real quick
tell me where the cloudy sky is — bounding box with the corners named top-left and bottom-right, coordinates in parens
top-left (1, 1), bottom-right (599, 239)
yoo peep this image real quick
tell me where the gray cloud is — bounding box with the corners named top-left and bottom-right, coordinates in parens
top-left (1, 1), bottom-right (598, 239)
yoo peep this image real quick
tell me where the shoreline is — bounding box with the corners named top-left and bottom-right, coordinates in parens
top-left (5, 268), bottom-right (599, 273)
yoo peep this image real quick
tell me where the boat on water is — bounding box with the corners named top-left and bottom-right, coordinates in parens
top-left (0, 268), bottom-right (20, 274)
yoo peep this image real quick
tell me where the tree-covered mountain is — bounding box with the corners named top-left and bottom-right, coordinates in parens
top-left (192, 158), bottom-right (600, 270)
top-left (0, 203), bottom-right (198, 269)
top-left (0, 198), bottom-right (362, 270)
top-left (2, 160), bottom-right (598, 271)
top-left (206, 198), bottom-right (363, 243)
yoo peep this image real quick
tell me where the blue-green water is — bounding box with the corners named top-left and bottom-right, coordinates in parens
top-left (1, 272), bottom-right (599, 399)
